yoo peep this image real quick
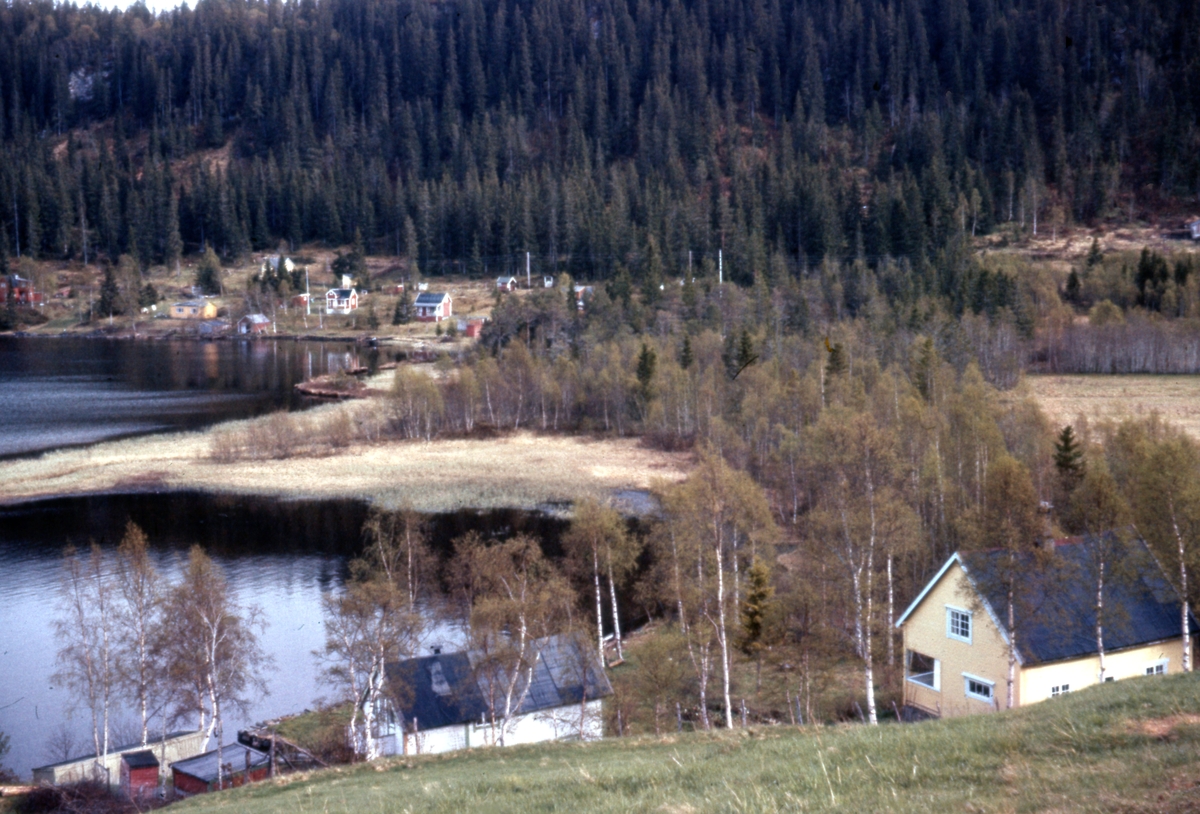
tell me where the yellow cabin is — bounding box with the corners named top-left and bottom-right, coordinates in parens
top-left (897, 536), bottom-right (1197, 718)
top-left (170, 300), bottom-right (218, 319)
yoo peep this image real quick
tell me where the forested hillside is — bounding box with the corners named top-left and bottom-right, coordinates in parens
top-left (1, 0), bottom-right (1199, 298)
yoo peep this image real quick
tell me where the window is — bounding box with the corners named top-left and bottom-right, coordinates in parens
top-left (1051, 684), bottom-right (1070, 697)
top-left (947, 607), bottom-right (972, 643)
top-left (906, 650), bottom-right (939, 691)
top-left (964, 674), bottom-right (994, 702)
top-left (1104, 676), bottom-right (1115, 683)
top-left (1145, 659), bottom-right (1168, 676)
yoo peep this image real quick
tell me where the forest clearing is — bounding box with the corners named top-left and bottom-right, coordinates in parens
top-left (1027, 374), bottom-right (1200, 441)
top-left (153, 674), bottom-right (1200, 814)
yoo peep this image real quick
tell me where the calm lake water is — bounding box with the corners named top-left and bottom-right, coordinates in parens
top-left (0, 491), bottom-right (567, 781)
top-left (0, 336), bottom-right (379, 458)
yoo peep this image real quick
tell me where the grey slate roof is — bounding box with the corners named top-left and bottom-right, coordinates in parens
top-left (961, 534), bottom-right (1200, 665)
top-left (171, 743), bottom-right (269, 784)
top-left (384, 634), bottom-right (612, 730)
top-left (414, 292), bottom-right (449, 307)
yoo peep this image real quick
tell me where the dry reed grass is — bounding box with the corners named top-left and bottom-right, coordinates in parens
top-left (0, 403), bottom-right (690, 511)
top-left (1024, 374), bottom-right (1200, 439)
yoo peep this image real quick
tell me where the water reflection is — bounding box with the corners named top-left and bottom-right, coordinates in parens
top-left (0, 337), bottom-right (379, 458)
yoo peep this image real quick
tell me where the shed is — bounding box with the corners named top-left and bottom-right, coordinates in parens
top-left (171, 743), bottom-right (270, 798)
top-left (238, 313), bottom-right (271, 334)
top-left (573, 285), bottom-right (594, 311)
top-left (464, 318), bottom-right (485, 338)
top-left (496, 276), bottom-right (518, 292)
top-left (1189, 219), bottom-right (1200, 240)
top-left (414, 292), bottom-right (452, 322)
top-left (119, 751), bottom-right (159, 801)
top-left (543, 275), bottom-right (555, 288)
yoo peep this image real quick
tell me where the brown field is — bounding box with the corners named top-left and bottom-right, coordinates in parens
top-left (1025, 374), bottom-right (1200, 439)
top-left (0, 406), bottom-right (690, 510)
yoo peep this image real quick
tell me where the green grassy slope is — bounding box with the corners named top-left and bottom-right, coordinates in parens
top-left (177, 675), bottom-right (1200, 813)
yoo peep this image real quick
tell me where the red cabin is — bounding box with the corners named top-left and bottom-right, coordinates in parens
top-left (119, 750), bottom-right (159, 802)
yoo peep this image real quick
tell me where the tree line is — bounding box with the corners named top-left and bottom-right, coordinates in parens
top-left (2, 0), bottom-right (1199, 293)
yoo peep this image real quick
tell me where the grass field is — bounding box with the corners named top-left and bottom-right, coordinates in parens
top-left (164, 673), bottom-right (1200, 813)
top-left (0, 405), bottom-right (689, 511)
top-left (1026, 374), bottom-right (1200, 440)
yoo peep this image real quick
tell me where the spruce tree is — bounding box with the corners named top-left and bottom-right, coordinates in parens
top-left (1054, 425), bottom-right (1085, 495)
top-left (392, 288), bottom-right (413, 325)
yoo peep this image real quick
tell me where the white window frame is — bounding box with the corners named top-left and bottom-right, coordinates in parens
top-left (946, 605), bottom-right (973, 644)
top-left (1050, 684), bottom-right (1070, 698)
top-left (905, 651), bottom-right (940, 692)
top-left (963, 673), bottom-right (994, 702)
top-left (1145, 658), bottom-right (1168, 676)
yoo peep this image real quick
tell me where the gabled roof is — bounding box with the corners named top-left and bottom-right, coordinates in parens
top-left (173, 301), bottom-right (205, 307)
top-left (384, 634), bottom-right (612, 730)
top-left (899, 535), bottom-right (1199, 665)
top-left (239, 314), bottom-right (270, 324)
top-left (414, 292), bottom-right (450, 306)
top-left (171, 744), bottom-right (269, 783)
top-left (327, 288), bottom-right (356, 297)
top-left (496, 276), bottom-right (517, 283)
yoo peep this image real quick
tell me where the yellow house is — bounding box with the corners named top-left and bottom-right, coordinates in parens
top-left (897, 536), bottom-right (1198, 718)
top-left (170, 300), bottom-right (218, 319)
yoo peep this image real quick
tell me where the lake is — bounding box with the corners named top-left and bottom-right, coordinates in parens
top-left (0, 491), bottom-right (567, 781)
top-left (0, 336), bottom-right (379, 459)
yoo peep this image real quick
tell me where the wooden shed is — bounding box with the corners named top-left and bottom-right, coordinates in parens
top-left (119, 750), bottom-right (159, 802)
top-left (171, 743), bottom-right (270, 798)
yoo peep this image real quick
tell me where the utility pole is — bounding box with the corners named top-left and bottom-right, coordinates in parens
top-left (688, 250), bottom-right (692, 281)
top-left (526, 251), bottom-right (531, 289)
top-left (718, 249), bottom-right (723, 285)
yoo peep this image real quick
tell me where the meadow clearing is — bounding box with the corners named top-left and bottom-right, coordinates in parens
top-left (1025, 374), bottom-right (1200, 440)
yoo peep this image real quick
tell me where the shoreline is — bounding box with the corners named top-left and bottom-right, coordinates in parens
top-left (0, 413), bottom-right (691, 514)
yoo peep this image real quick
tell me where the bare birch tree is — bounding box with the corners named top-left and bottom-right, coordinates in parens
top-left (113, 522), bottom-right (163, 746)
top-left (53, 543), bottom-right (117, 780)
top-left (448, 532), bottom-right (572, 745)
top-left (163, 547), bottom-right (268, 789)
top-left (659, 451), bottom-right (777, 729)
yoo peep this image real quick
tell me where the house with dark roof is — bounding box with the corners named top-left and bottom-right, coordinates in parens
top-left (897, 535), bottom-right (1199, 718)
top-left (370, 634), bottom-right (611, 756)
top-left (414, 292), bottom-right (452, 322)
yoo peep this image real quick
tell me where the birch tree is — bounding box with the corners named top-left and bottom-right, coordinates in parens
top-left (321, 509), bottom-right (429, 759)
top-left (1066, 465), bottom-right (1133, 681)
top-left (659, 452), bottom-right (778, 729)
top-left (1132, 435), bottom-right (1200, 672)
top-left (164, 547), bottom-right (267, 789)
top-left (113, 522), bottom-right (163, 746)
top-left (806, 409), bottom-right (897, 725)
top-left (53, 543), bottom-right (117, 780)
top-left (975, 455), bottom-right (1043, 709)
top-left (448, 533), bottom-right (572, 745)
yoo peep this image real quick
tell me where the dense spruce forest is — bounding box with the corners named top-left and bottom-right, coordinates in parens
top-left (1, 0), bottom-right (1199, 298)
